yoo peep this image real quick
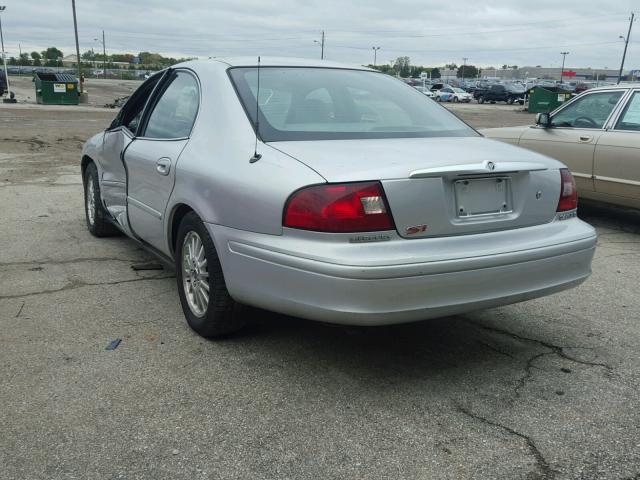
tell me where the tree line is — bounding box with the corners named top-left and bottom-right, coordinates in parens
top-left (5, 46), bottom-right (193, 70)
top-left (368, 56), bottom-right (483, 80)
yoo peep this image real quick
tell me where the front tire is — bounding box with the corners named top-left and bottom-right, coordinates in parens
top-left (175, 212), bottom-right (245, 338)
top-left (478, 96), bottom-right (484, 104)
top-left (453, 96), bottom-right (459, 103)
top-left (83, 162), bottom-right (120, 237)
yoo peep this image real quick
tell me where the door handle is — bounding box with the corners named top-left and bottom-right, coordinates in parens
top-left (579, 135), bottom-right (592, 142)
top-left (156, 158), bottom-right (171, 176)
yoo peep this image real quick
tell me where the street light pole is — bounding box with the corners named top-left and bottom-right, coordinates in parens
top-left (94, 31), bottom-right (107, 79)
top-left (372, 46), bottom-right (380, 66)
top-left (617, 12), bottom-right (635, 84)
top-left (313, 31), bottom-right (325, 60)
top-left (0, 5), bottom-right (12, 100)
top-left (560, 51), bottom-right (569, 82)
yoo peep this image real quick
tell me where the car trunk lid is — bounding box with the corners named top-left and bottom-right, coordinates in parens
top-left (271, 137), bottom-right (564, 238)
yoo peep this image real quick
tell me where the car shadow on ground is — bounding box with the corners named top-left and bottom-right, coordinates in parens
top-left (579, 201), bottom-right (640, 233)
top-left (223, 306), bottom-right (558, 387)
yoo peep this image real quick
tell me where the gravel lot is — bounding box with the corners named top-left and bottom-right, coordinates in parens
top-left (1, 80), bottom-right (640, 480)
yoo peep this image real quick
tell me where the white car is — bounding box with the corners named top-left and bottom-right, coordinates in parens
top-left (414, 86), bottom-right (434, 98)
top-left (435, 87), bottom-right (472, 103)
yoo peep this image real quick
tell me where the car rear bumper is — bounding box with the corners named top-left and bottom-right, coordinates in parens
top-left (207, 219), bottom-right (596, 326)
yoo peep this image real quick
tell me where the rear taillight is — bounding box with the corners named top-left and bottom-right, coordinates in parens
top-left (284, 181), bottom-right (395, 233)
top-left (557, 168), bottom-right (578, 212)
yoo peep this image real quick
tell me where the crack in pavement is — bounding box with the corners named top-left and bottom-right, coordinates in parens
top-left (15, 302), bottom-right (25, 318)
top-left (461, 318), bottom-right (613, 371)
top-left (477, 340), bottom-right (516, 359)
top-left (0, 257), bottom-right (157, 268)
top-left (0, 275), bottom-right (175, 301)
top-left (456, 404), bottom-right (555, 479)
top-left (514, 352), bottom-right (549, 398)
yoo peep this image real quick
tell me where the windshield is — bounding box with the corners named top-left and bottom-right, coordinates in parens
top-left (229, 67), bottom-right (477, 141)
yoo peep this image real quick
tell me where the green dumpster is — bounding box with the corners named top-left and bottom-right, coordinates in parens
top-left (527, 86), bottom-right (572, 113)
top-left (34, 73), bottom-right (79, 105)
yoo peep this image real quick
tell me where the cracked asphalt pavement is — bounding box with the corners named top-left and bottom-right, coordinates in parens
top-left (2, 101), bottom-right (640, 480)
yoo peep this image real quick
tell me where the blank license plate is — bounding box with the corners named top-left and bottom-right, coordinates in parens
top-left (454, 177), bottom-right (511, 217)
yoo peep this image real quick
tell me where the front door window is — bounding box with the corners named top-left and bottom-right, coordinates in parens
top-left (551, 91), bottom-right (624, 129)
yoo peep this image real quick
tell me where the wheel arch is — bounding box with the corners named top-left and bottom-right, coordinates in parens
top-left (168, 203), bottom-right (197, 256)
top-left (81, 155), bottom-right (94, 178)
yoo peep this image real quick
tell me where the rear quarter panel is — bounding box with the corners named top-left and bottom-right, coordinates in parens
top-left (166, 63), bottom-right (324, 240)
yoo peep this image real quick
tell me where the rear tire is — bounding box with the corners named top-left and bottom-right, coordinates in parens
top-left (507, 97), bottom-right (514, 105)
top-left (175, 212), bottom-right (246, 338)
top-left (453, 97), bottom-right (459, 103)
top-left (83, 162), bottom-right (120, 237)
top-left (478, 96), bottom-right (484, 104)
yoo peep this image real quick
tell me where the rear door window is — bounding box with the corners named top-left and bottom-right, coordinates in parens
top-left (114, 73), bottom-right (164, 135)
top-left (142, 71), bottom-right (200, 139)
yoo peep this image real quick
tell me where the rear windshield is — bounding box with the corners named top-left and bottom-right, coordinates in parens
top-left (229, 67), bottom-right (477, 142)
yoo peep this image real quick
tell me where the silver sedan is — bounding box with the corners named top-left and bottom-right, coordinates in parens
top-left (81, 58), bottom-right (597, 337)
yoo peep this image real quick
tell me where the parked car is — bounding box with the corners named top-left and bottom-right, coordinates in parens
top-left (81, 58), bottom-right (596, 337)
top-left (414, 85), bottom-right (434, 98)
top-left (475, 84), bottom-right (525, 104)
top-left (435, 87), bottom-right (472, 103)
top-left (482, 84), bottom-right (640, 209)
top-left (429, 82), bottom-right (450, 92)
top-left (0, 70), bottom-right (6, 96)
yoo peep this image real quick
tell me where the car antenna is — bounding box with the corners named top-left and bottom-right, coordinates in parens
top-left (249, 56), bottom-right (262, 163)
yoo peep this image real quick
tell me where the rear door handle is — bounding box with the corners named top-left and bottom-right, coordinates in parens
top-left (156, 157), bottom-right (171, 176)
top-left (579, 135), bottom-right (592, 142)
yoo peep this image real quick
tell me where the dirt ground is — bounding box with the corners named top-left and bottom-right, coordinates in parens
top-left (2, 82), bottom-right (640, 480)
top-left (6, 75), bottom-right (142, 108)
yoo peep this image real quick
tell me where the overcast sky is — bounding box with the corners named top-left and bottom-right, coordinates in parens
top-left (1, 1), bottom-right (637, 69)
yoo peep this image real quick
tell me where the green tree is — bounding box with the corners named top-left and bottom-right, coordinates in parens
top-left (431, 67), bottom-right (441, 79)
top-left (42, 47), bottom-right (63, 61)
top-left (111, 53), bottom-right (134, 63)
top-left (81, 50), bottom-right (96, 61)
top-left (457, 64), bottom-right (479, 79)
top-left (31, 51), bottom-right (42, 66)
top-left (393, 56), bottom-right (411, 77)
top-left (19, 53), bottom-right (30, 66)
top-left (8, 57), bottom-right (17, 65)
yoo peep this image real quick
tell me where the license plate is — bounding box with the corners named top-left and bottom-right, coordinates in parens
top-left (454, 177), bottom-right (512, 217)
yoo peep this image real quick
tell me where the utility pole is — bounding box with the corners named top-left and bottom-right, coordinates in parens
top-left (372, 46), bottom-right (380, 66)
top-left (71, 0), bottom-right (82, 92)
top-left (462, 57), bottom-right (468, 81)
top-left (617, 12), bottom-right (635, 84)
top-left (102, 30), bottom-right (106, 78)
top-left (560, 51), bottom-right (569, 82)
top-left (0, 5), bottom-right (14, 102)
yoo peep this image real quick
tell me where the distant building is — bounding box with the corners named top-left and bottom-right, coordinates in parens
top-left (61, 54), bottom-right (78, 67)
top-left (483, 66), bottom-right (632, 82)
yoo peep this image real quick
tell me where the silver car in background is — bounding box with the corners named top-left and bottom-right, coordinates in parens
top-left (81, 58), bottom-right (597, 338)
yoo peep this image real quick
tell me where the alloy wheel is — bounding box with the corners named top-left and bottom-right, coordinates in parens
top-left (182, 231), bottom-right (210, 317)
top-left (86, 179), bottom-right (95, 226)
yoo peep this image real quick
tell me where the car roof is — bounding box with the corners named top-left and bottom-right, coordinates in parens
top-left (584, 83), bottom-right (640, 92)
top-left (191, 57), bottom-right (374, 71)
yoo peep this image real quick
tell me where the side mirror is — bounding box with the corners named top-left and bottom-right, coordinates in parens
top-left (536, 112), bottom-right (551, 128)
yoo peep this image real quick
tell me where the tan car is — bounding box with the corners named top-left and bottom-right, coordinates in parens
top-left (481, 84), bottom-right (640, 209)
